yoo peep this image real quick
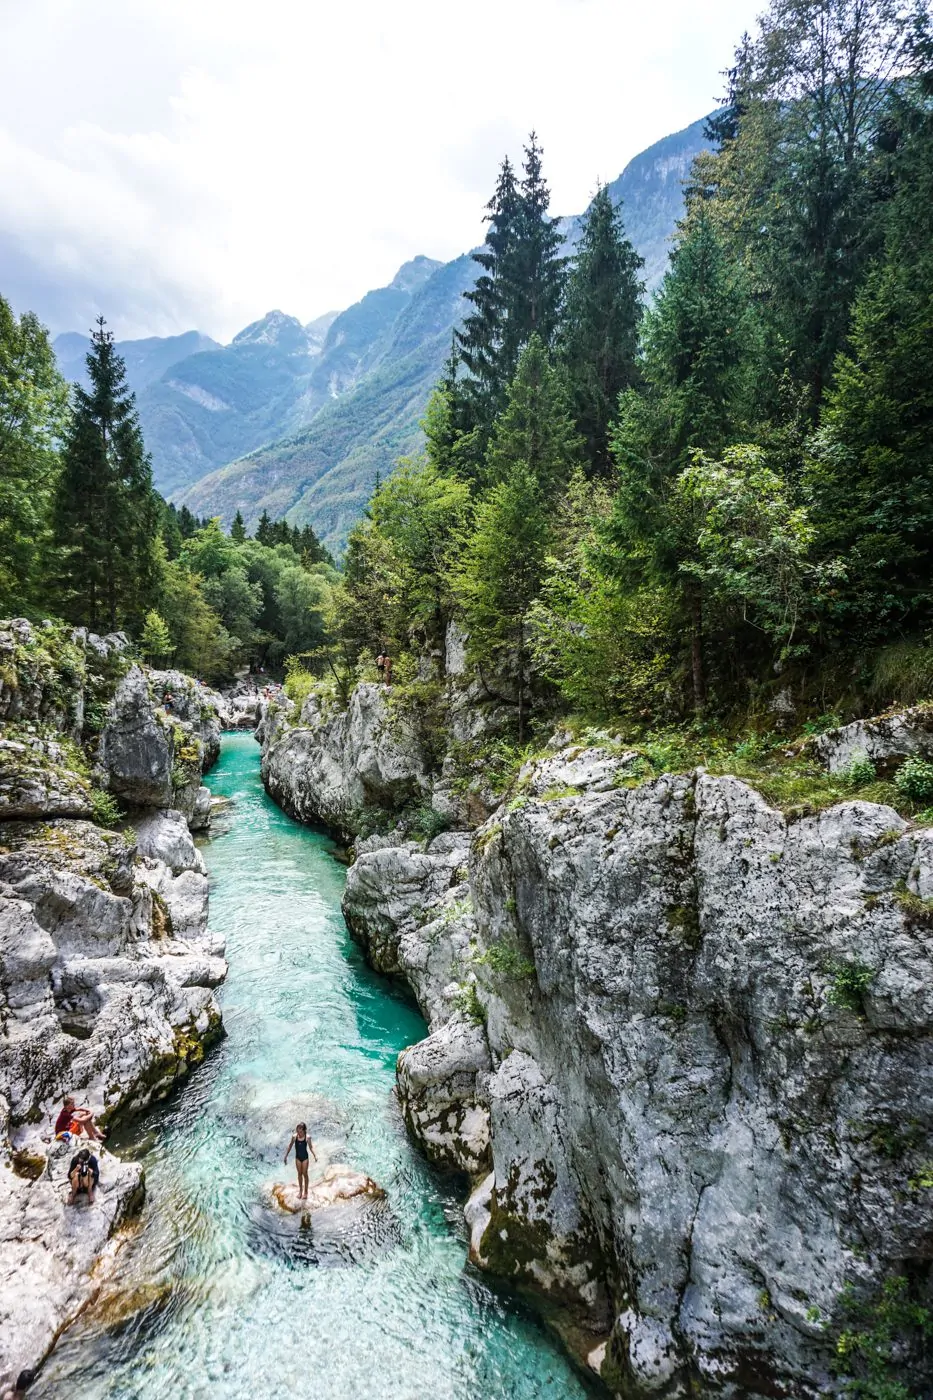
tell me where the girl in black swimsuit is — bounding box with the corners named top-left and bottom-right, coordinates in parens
top-left (284, 1122), bottom-right (317, 1200)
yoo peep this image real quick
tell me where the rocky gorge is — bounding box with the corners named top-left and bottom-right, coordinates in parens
top-left (0, 620), bottom-right (226, 1388)
top-left (259, 635), bottom-right (933, 1398)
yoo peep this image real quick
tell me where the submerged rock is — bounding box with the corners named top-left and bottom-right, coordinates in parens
top-left (271, 1165), bottom-right (386, 1213)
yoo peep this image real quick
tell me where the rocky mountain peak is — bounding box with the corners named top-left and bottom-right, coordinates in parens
top-left (389, 255), bottom-right (444, 295)
top-left (231, 309), bottom-right (310, 352)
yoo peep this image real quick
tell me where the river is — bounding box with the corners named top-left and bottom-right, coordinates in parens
top-left (36, 732), bottom-right (590, 1400)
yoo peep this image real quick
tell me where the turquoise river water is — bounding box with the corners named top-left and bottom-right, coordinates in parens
top-left (37, 732), bottom-right (590, 1400)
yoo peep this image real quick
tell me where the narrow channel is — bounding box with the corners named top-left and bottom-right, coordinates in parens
top-left (36, 733), bottom-right (588, 1399)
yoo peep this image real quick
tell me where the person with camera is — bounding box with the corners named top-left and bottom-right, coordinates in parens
top-left (67, 1147), bottom-right (100, 1205)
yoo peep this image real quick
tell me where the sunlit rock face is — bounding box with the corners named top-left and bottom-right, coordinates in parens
top-left (261, 682), bottom-right (431, 839)
top-left (0, 623), bottom-right (226, 1390)
top-left (340, 741), bottom-right (933, 1399)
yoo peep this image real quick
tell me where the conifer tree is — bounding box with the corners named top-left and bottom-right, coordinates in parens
top-left (231, 509), bottom-right (247, 542)
top-left (457, 157), bottom-right (522, 432)
top-left (140, 608), bottom-right (174, 666)
top-left (452, 464), bottom-right (551, 742)
top-left (255, 510), bottom-right (273, 546)
top-left (561, 186), bottom-right (644, 472)
top-left (53, 317), bottom-right (159, 630)
top-left (485, 336), bottom-right (582, 498)
top-left (609, 208), bottom-right (757, 710)
top-left (513, 132), bottom-right (567, 351)
top-left (0, 298), bottom-right (69, 612)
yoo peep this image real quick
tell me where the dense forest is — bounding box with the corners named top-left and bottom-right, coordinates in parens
top-left (3, 0), bottom-right (933, 728)
top-left (0, 309), bottom-right (335, 680)
top-left (308, 0), bottom-right (933, 743)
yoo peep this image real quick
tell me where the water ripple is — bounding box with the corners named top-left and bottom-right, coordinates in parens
top-left (37, 734), bottom-right (589, 1400)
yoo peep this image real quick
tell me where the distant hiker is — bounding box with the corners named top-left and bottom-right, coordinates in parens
top-left (54, 1095), bottom-right (105, 1142)
top-left (68, 1148), bottom-right (100, 1205)
top-left (375, 652), bottom-right (392, 686)
top-left (284, 1122), bottom-right (317, 1200)
top-left (163, 691), bottom-right (175, 713)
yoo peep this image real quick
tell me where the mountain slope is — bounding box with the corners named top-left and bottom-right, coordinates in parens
top-left (54, 328), bottom-right (220, 396)
top-left (181, 115), bottom-right (712, 549)
top-left (182, 255), bottom-right (475, 545)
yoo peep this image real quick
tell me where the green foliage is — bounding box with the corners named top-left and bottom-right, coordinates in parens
top-left (834, 1276), bottom-right (933, 1399)
top-left (826, 960), bottom-right (875, 1015)
top-left (894, 755), bottom-right (933, 804)
top-left (140, 610), bottom-right (174, 667)
top-left (0, 297), bottom-right (69, 614)
top-left (476, 942), bottom-right (536, 979)
top-left (452, 980), bottom-right (487, 1026)
top-left (845, 752), bottom-right (877, 790)
top-left (89, 788), bottom-right (124, 828)
top-left (561, 184), bottom-right (644, 473)
top-left (53, 318), bottom-right (160, 632)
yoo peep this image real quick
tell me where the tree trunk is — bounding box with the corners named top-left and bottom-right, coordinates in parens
top-left (516, 622), bottom-right (526, 745)
top-left (690, 586), bottom-right (706, 714)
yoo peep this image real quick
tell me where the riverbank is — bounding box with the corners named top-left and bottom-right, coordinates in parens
top-left (33, 734), bottom-right (589, 1399)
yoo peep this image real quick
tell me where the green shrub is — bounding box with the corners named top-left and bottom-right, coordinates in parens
top-left (89, 788), bottom-right (124, 827)
top-left (894, 755), bottom-right (933, 804)
top-left (803, 713), bottom-right (842, 737)
top-left (826, 959), bottom-right (875, 1014)
top-left (845, 751), bottom-right (877, 789)
top-left (477, 942), bottom-right (536, 979)
top-left (283, 658), bottom-right (317, 710)
top-left (452, 981), bottom-right (486, 1025)
top-left (406, 804), bottom-right (449, 842)
top-left (834, 1275), bottom-right (932, 1399)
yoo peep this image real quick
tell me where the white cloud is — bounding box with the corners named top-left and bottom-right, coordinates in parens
top-left (0, 0), bottom-right (762, 340)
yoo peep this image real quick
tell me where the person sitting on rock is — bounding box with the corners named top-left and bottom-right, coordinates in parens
top-left (284, 1122), bottom-right (317, 1201)
top-left (54, 1095), bottom-right (105, 1142)
top-left (68, 1148), bottom-right (100, 1205)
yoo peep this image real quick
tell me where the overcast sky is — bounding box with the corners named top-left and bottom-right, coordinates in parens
top-left (0, 0), bottom-right (762, 343)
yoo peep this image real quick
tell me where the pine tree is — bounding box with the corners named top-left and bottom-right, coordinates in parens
top-left (610, 208), bottom-right (758, 710)
top-left (231, 509), bottom-right (247, 542)
top-left (513, 132), bottom-right (567, 350)
top-left (561, 186), bottom-right (644, 472)
top-left (140, 608), bottom-right (174, 666)
top-left (255, 510), bottom-right (273, 546)
top-left (457, 157), bottom-right (522, 431)
top-left (53, 317), bottom-right (159, 630)
top-left (485, 337), bottom-right (582, 498)
top-left (451, 464), bottom-right (551, 743)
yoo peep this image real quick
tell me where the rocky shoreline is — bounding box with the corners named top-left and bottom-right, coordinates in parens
top-left (0, 621), bottom-right (227, 1387)
top-left (259, 637), bottom-right (933, 1398)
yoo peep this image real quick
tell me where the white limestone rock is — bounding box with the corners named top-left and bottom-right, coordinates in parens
top-left (812, 703), bottom-right (933, 774)
top-left (262, 682), bottom-right (431, 837)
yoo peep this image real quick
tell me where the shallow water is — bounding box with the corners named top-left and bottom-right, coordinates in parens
top-left (38, 733), bottom-right (589, 1400)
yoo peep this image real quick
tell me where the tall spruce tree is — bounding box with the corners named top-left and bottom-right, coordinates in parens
top-left (513, 132), bottom-right (567, 350)
top-left (53, 317), bottom-right (158, 630)
top-left (561, 186), bottom-right (644, 472)
top-left (231, 509), bottom-right (247, 542)
top-left (457, 157), bottom-right (522, 432)
top-left (456, 136), bottom-right (566, 451)
top-left (609, 208), bottom-right (758, 709)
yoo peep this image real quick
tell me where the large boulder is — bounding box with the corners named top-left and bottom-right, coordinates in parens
top-left (344, 735), bottom-right (933, 1398)
top-left (0, 814), bottom-right (224, 1386)
top-left (97, 666), bottom-right (218, 820)
top-left (812, 704), bottom-right (933, 775)
top-left (0, 738), bottom-right (92, 820)
top-left (262, 682), bottom-right (431, 837)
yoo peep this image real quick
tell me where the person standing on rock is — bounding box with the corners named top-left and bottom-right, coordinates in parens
top-left (284, 1122), bottom-right (317, 1200)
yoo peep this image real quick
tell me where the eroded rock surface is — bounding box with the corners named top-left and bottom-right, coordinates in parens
top-left (341, 745), bottom-right (933, 1398)
top-left (0, 624), bottom-right (226, 1389)
top-left (812, 704), bottom-right (933, 774)
top-left (262, 682), bottom-right (430, 837)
